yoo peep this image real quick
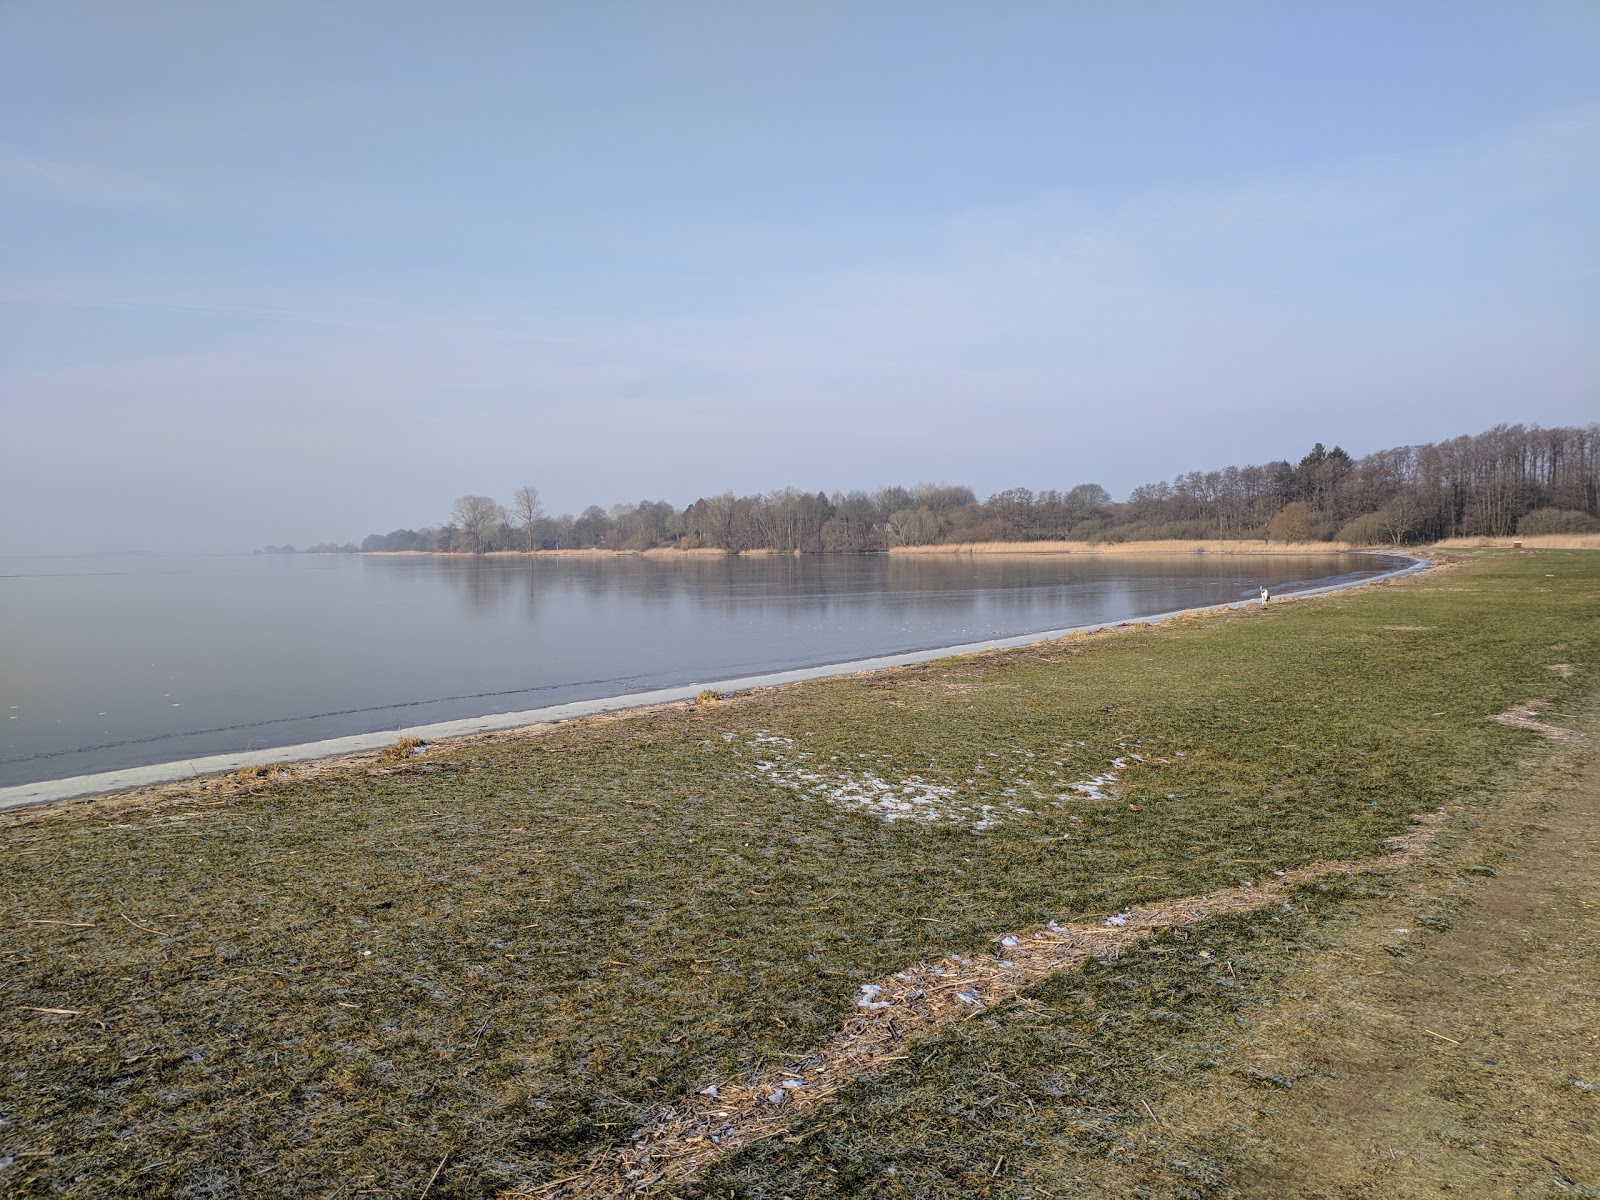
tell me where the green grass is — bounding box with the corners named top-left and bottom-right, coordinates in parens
top-left (1, 550), bottom-right (1595, 1197)
top-left (691, 900), bottom-right (1354, 1199)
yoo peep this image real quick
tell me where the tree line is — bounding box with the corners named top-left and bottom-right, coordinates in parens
top-left (1121, 423), bottom-right (1599, 545)
top-left (265, 422), bottom-right (1597, 555)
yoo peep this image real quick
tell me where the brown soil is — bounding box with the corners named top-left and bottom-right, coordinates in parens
top-left (1235, 728), bottom-right (1600, 1198)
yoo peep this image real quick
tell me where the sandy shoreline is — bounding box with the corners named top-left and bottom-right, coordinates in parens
top-left (0, 553), bottom-right (1433, 816)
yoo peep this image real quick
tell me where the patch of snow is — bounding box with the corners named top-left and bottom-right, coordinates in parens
top-left (855, 983), bottom-right (890, 1010)
top-left (1063, 771), bottom-right (1119, 800)
top-left (744, 730), bottom-right (1174, 831)
top-left (748, 730), bottom-right (1031, 829)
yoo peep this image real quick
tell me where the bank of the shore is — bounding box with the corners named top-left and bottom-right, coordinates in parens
top-left (2, 549), bottom-right (1593, 1197)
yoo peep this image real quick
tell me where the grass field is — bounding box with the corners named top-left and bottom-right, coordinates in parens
top-left (2, 550), bottom-right (1595, 1197)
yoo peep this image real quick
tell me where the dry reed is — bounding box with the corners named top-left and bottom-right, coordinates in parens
top-left (887, 538), bottom-right (1363, 556)
top-left (1431, 533), bottom-right (1600, 550)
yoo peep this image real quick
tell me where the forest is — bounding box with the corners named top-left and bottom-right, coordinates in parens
top-left (269, 422), bottom-right (1599, 555)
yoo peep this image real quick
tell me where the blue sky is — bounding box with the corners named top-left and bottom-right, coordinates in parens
top-left (2, 1), bottom-right (1597, 552)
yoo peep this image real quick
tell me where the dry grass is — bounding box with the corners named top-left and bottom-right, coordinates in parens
top-left (893, 534), bottom-right (1600, 557)
top-left (380, 735), bottom-right (427, 762)
top-left (1432, 533), bottom-right (1600, 550)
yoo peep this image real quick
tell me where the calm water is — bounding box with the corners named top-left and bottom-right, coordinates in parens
top-left (0, 551), bottom-right (1397, 787)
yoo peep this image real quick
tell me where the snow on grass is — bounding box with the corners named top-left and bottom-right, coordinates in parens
top-left (741, 731), bottom-right (1152, 830)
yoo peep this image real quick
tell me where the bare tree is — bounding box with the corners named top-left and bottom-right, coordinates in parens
top-left (693, 492), bottom-right (737, 550)
top-left (572, 504), bottom-right (611, 547)
top-left (1375, 492), bottom-right (1423, 547)
top-left (512, 486), bottom-right (543, 552)
top-left (885, 506), bottom-right (941, 546)
top-left (450, 495), bottom-right (507, 554)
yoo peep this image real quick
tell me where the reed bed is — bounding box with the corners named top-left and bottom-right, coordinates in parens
top-left (887, 538), bottom-right (1360, 556)
top-left (1432, 532), bottom-right (1600, 550)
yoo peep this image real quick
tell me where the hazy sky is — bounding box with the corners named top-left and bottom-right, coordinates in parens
top-left (2, 2), bottom-right (1597, 553)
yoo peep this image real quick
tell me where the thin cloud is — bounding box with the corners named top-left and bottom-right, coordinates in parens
top-left (0, 154), bottom-right (179, 211)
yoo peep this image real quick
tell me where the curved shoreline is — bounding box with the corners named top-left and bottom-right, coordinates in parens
top-left (339, 533), bottom-right (1600, 558)
top-left (0, 553), bottom-right (1432, 812)
top-left (348, 540), bottom-right (1375, 559)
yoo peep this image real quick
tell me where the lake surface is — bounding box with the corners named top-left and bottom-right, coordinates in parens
top-left (0, 551), bottom-right (1399, 788)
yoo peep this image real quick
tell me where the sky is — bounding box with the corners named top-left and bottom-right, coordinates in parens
top-left (2, 1), bottom-right (1597, 554)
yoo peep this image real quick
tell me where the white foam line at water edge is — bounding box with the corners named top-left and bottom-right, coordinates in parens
top-left (0, 554), bottom-right (1432, 811)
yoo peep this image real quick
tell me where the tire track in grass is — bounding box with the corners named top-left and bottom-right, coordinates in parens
top-left (515, 812), bottom-right (1447, 1198)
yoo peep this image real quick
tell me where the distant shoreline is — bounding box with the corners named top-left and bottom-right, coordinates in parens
top-left (355, 540), bottom-right (1346, 559)
top-left (336, 533), bottom-right (1598, 558)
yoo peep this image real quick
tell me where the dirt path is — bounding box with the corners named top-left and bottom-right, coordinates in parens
top-left (1236, 727), bottom-right (1599, 1198)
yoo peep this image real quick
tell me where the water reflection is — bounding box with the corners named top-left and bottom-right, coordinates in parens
top-left (359, 550), bottom-right (1373, 632)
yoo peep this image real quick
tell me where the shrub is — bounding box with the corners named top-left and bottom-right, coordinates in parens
top-left (1267, 502), bottom-right (1315, 544)
top-left (1516, 508), bottom-right (1600, 536)
top-left (1336, 512), bottom-right (1389, 546)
